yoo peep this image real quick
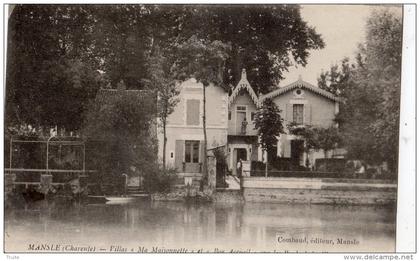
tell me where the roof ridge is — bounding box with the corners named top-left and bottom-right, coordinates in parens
top-left (261, 78), bottom-right (340, 102)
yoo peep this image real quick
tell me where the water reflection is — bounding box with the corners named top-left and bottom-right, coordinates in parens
top-left (5, 200), bottom-right (396, 252)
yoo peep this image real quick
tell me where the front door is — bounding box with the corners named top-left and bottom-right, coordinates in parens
top-left (233, 148), bottom-right (247, 176)
top-left (291, 140), bottom-right (304, 166)
top-left (237, 148), bottom-right (247, 161)
top-left (184, 140), bottom-right (201, 172)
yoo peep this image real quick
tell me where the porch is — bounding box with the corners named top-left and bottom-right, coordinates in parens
top-left (227, 135), bottom-right (258, 176)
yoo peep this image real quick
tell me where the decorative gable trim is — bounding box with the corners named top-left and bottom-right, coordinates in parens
top-left (228, 69), bottom-right (260, 107)
top-left (261, 78), bottom-right (341, 102)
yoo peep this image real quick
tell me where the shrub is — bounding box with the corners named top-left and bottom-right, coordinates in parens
top-left (143, 166), bottom-right (177, 193)
top-left (315, 158), bottom-right (346, 172)
top-left (270, 157), bottom-right (294, 171)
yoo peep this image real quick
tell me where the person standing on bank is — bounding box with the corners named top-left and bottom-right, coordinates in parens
top-left (236, 159), bottom-right (243, 177)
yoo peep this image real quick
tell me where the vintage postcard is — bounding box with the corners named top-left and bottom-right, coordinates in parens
top-left (2, 3), bottom-right (416, 257)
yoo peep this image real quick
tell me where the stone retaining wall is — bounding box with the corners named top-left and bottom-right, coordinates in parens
top-left (242, 177), bottom-right (397, 205)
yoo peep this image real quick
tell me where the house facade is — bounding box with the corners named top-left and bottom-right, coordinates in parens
top-left (227, 69), bottom-right (260, 175)
top-left (157, 78), bottom-right (228, 176)
top-left (261, 77), bottom-right (341, 168)
top-left (158, 70), bottom-right (341, 176)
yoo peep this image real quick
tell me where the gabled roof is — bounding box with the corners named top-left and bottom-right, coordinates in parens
top-left (261, 77), bottom-right (341, 102)
top-left (228, 69), bottom-right (260, 107)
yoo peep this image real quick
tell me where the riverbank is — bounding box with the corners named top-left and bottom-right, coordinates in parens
top-left (151, 186), bottom-right (213, 202)
top-left (152, 177), bottom-right (396, 206)
top-left (242, 177), bottom-right (397, 205)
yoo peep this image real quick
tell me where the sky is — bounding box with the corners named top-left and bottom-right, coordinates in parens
top-left (280, 5), bottom-right (373, 86)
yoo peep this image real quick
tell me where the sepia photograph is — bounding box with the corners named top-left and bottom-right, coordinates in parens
top-left (2, 3), bottom-right (415, 256)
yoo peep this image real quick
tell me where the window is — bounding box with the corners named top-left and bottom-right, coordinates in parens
top-left (228, 111), bottom-right (232, 120)
top-left (237, 106), bottom-right (246, 111)
top-left (186, 99), bottom-right (200, 126)
top-left (170, 152), bottom-right (174, 159)
top-left (294, 89), bottom-right (304, 97)
top-left (185, 140), bottom-right (200, 163)
top-left (293, 104), bottom-right (304, 125)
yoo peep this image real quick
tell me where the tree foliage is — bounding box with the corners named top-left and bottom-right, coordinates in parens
top-left (254, 99), bottom-right (284, 152)
top-left (171, 36), bottom-right (231, 87)
top-left (288, 123), bottom-right (341, 158)
top-left (6, 4), bottom-right (324, 133)
top-left (176, 5), bottom-right (325, 93)
top-left (144, 46), bottom-right (180, 167)
top-left (319, 8), bottom-right (402, 171)
top-left (317, 57), bottom-right (352, 96)
top-left (82, 88), bottom-right (157, 181)
top-left (6, 5), bottom-right (102, 130)
top-left (90, 5), bottom-right (152, 89)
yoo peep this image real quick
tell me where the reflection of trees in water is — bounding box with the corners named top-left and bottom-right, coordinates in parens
top-left (5, 201), bottom-right (396, 251)
top-left (241, 203), bottom-right (396, 243)
top-left (146, 202), bottom-right (245, 243)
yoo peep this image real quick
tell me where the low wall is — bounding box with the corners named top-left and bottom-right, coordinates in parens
top-left (242, 177), bottom-right (397, 205)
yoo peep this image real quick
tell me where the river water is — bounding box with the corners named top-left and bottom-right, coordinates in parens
top-left (5, 199), bottom-right (396, 253)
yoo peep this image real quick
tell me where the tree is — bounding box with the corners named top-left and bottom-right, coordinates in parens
top-left (82, 85), bottom-right (157, 187)
top-left (171, 36), bottom-right (231, 187)
top-left (6, 5), bottom-right (101, 131)
top-left (7, 5), bottom-right (325, 132)
top-left (288, 124), bottom-right (341, 168)
top-left (175, 5), bottom-right (325, 94)
top-left (363, 9), bottom-right (402, 172)
top-left (317, 57), bottom-right (352, 96)
top-left (312, 127), bottom-right (342, 158)
top-left (145, 46), bottom-right (180, 170)
top-left (90, 5), bottom-right (152, 89)
top-left (326, 8), bottom-right (402, 172)
top-left (254, 99), bottom-right (284, 176)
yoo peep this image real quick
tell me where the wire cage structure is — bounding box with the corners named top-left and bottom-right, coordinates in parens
top-left (5, 136), bottom-right (96, 190)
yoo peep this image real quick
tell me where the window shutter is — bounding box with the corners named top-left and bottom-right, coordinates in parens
top-left (283, 140), bottom-right (291, 158)
top-left (277, 138), bottom-right (282, 157)
top-left (279, 104), bottom-right (286, 121)
top-left (186, 100), bottom-right (200, 125)
top-left (304, 104), bottom-right (312, 125)
top-left (286, 104), bottom-right (293, 122)
top-left (175, 140), bottom-right (184, 171)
